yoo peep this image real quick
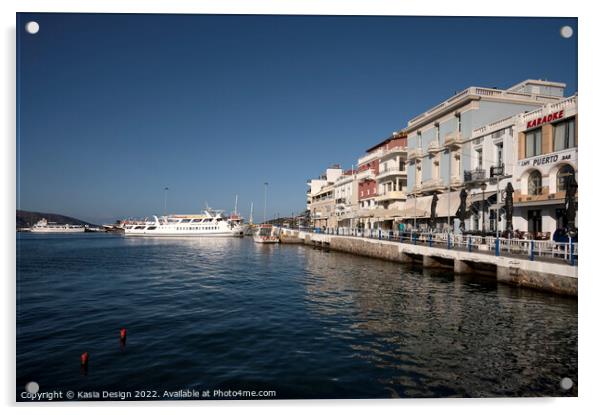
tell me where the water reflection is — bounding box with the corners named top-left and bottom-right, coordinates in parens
top-left (301, 249), bottom-right (577, 397)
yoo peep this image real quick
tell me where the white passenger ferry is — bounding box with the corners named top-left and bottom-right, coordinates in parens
top-left (30, 218), bottom-right (85, 233)
top-left (123, 209), bottom-right (244, 237)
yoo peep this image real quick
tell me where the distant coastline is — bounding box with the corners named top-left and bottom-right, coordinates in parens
top-left (16, 210), bottom-right (98, 229)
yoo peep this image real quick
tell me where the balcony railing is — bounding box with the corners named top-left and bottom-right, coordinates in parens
top-left (464, 168), bottom-right (486, 183)
top-left (376, 166), bottom-right (406, 179)
top-left (382, 145), bottom-right (406, 157)
top-left (490, 164), bottom-right (505, 178)
top-left (357, 148), bottom-right (384, 165)
top-left (407, 86), bottom-right (565, 128)
top-left (375, 190), bottom-right (406, 201)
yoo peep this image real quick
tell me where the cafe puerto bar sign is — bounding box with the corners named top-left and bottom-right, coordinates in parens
top-left (526, 110), bottom-right (564, 129)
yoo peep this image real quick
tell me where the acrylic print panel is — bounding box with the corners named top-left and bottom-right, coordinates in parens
top-left (16, 13), bottom-right (578, 401)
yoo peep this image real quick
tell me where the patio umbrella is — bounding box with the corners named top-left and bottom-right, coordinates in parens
top-left (565, 173), bottom-right (578, 236)
top-left (429, 193), bottom-right (438, 230)
top-left (504, 182), bottom-right (514, 232)
top-left (457, 189), bottom-right (467, 231)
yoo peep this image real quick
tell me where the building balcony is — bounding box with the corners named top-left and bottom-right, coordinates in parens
top-left (357, 168), bottom-right (376, 181)
top-left (357, 148), bottom-right (384, 166)
top-left (464, 168), bottom-right (487, 183)
top-left (382, 146), bottom-right (406, 157)
top-left (376, 167), bottom-right (406, 180)
top-left (375, 190), bottom-right (407, 202)
top-left (407, 148), bottom-right (424, 161)
top-left (444, 131), bottom-right (462, 148)
top-left (427, 141), bottom-right (443, 154)
top-left (421, 178), bottom-right (445, 192)
top-left (450, 175), bottom-right (463, 188)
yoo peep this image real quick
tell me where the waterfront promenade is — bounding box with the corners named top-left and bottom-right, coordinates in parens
top-left (279, 228), bottom-right (578, 296)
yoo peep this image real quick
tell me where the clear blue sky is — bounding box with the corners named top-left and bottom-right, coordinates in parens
top-left (17, 13), bottom-right (577, 224)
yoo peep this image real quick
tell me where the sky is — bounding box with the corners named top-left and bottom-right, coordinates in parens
top-left (16, 13), bottom-right (577, 224)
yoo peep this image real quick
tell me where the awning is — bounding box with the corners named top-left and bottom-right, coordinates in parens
top-left (357, 209), bottom-right (375, 218)
top-left (371, 208), bottom-right (405, 220)
top-left (470, 190), bottom-right (498, 205)
top-left (514, 199), bottom-right (568, 208)
top-left (397, 195), bottom-right (432, 219)
top-left (435, 191), bottom-right (470, 218)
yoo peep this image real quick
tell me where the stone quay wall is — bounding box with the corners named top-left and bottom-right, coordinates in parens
top-left (279, 229), bottom-right (577, 297)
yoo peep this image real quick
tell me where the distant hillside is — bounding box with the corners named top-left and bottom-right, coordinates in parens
top-left (16, 210), bottom-right (98, 228)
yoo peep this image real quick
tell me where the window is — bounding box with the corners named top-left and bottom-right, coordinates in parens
top-left (553, 118), bottom-right (576, 151)
top-left (476, 149), bottom-right (483, 169)
top-left (528, 170), bottom-right (542, 195)
top-left (456, 113), bottom-right (462, 132)
top-left (556, 164), bottom-right (575, 192)
top-left (525, 128), bottom-right (542, 158)
top-left (496, 143), bottom-right (503, 167)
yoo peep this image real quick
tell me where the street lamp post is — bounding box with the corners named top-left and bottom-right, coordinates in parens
top-left (414, 195), bottom-right (418, 232)
top-left (480, 182), bottom-right (487, 234)
top-left (447, 149), bottom-right (452, 231)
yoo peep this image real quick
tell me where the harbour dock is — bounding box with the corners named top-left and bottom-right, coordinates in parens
top-left (279, 228), bottom-right (577, 296)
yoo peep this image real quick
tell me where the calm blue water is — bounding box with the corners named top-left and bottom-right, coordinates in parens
top-left (16, 233), bottom-right (577, 400)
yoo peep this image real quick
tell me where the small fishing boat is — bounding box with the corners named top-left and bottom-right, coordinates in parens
top-left (253, 224), bottom-right (280, 244)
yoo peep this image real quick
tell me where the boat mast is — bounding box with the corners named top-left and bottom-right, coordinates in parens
top-left (249, 202), bottom-right (254, 225)
top-left (234, 194), bottom-right (238, 216)
top-left (263, 182), bottom-right (268, 224)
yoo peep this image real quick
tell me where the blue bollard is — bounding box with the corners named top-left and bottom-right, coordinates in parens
top-left (570, 239), bottom-right (575, 266)
top-left (428, 233), bottom-right (433, 247)
top-left (468, 237), bottom-right (472, 253)
top-left (530, 240), bottom-right (534, 261)
top-left (413, 233), bottom-right (417, 245)
top-left (378, 229), bottom-right (382, 240)
top-left (495, 237), bottom-right (500, 257)
top-left (447, 233), bottom-right (451, 250)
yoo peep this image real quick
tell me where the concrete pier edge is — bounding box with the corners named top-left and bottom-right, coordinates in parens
top-left (280, 230), bottom-right (577, 297)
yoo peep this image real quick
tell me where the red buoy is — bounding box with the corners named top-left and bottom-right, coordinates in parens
top-left (80, 352), bottom-right (89, 366)
top-left (120, 328), bottom-right (127, 341)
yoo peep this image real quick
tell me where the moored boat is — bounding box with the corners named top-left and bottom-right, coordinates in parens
top-left (30, 218), bottom-right (85, 233)
top-left (253, 224), bottom-right (280, 244)
top-left (123, 209), bottom-right (244, 237)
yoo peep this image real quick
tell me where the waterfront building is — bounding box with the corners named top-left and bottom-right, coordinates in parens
top-left (333, 169), bottom-right (359, 229)
top-left (307, 165), bottom-right (343, 230)
top-left (403, 79), bottom-right (567, 231)
top-left (355, 132), bottom-right (408, 230)
top-left (462, 94), bottom-right (578, 237)
top-left (355, 145), bottom-right (380, 229)
top-left (512, 95), bottom-right (578, 237)
top-left (464, 114), bottom-right (516, 233)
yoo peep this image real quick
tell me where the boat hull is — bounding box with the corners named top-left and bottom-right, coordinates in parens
top-left (30, 228), bottom-right (86, 233)
top-left (253, 236), bottom-right (279, 243)
top-left (125, 228), bottom-right (244, 237)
